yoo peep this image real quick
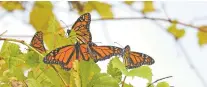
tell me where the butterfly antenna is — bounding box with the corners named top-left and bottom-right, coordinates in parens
top-left (60, 20), bottom-right (70, 31)
top-left (114, 42), bottom-right (123, 48)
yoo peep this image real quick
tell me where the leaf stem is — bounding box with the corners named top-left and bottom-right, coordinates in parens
top-left (122, 76), bottom-right (127, 87)
top-left (0, 37), bottom-right (68, 87)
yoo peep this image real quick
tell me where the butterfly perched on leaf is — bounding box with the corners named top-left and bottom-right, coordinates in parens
top-left (121, 45), bottom-right (155, 69)
top-left (30, 31), bottom-right (46, 53)
top-left (43, 13), bottom-right (123, 70)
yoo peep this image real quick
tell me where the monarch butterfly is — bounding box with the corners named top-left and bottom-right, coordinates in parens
top-left (122, 45), bottom-right (155, 69)
top-left (43, 42), bottom-right (122, 70)
top-left (67, 13), bottom-right (92, 44)
top-left (30, 31), bottom-right (46, 53)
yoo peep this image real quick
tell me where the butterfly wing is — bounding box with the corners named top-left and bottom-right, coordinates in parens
top-left (125, 51), bottom-right (155, 69)
top-left (68, 13), bottom-right (92, 43)
top-left (88, 45), bottom-right (122, 62)
top-left (43, 43), bottom-right (90, 70)
top-left (30, 31), bottom-right (46, 53)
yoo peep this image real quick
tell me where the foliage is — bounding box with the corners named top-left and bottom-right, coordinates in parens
top-left (2, 1), bottom-right (199, 87)
top-left (167, 20), bottom-right (185, 39)
top-left (197, 31), bottom-right (207, 46)
top-left (0, 1), bottom-right (24, 11)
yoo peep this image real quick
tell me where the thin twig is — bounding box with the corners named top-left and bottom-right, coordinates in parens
top-left (0, 30), bottom-right (7, 36)
top-left (0, 37), bottom-right (68, 87)
top-left (177, 42), bottom-right (207, 87)
top-left (122, 76), bottom-right (127, 87)
top-left (147, 76), bottom-right (173, 87)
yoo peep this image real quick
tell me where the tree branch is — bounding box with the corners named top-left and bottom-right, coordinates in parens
top-left (0, 37), bottom-right (68, 87)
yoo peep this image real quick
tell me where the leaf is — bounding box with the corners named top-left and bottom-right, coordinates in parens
top-left (90, 1), bottom-right (113, 18)
top-left (142, 1), bottom-right (155, 13)
top-left (0, 41), bottom-right (22, 58)
top-left (156, 82), bottom-right (170, 87)
top-left (26, 78), bottom-right (42, 87)
top-left (6, 67), bottom-right (26, 81)
top-left (111, 57), bottom-right (128, 75)
top-left (167, 21), bottom-right (185, 39)
top-left (199, 26), bottom-right (207, 32)
top-left (70, 60), bottom-right (81, 87)
top-left (30, 1), bottom-right (53, 31)
top-left (44, 16), bottom-right (71, 50)
top-left (123, 83), bottom-right (133, 87)
top-left (127, 66), bottom-right (152, 82)
top-left (40, 66), bottom-right (65, 87)
top-left (79, 60), bottom-right (101, 87)
top-left (107, 58), bottom-right (122, 83)
top-left (197, 31), bottom-right (207, 46)
top-left (87, 73), bottom-right (119, 87)
top-left (25, 51), bottom-right (40, 68)
top-left (0, 1), bottom-right (24, 11)
top-left (124, 1), bottom-right (134, 5)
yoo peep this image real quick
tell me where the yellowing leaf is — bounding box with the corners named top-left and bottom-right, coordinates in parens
top-left (124, 1), bottom-right (134, 5)
top-left (197, 31), bottom-right (207, 46)
top-left (167, 22), bottom-right (185, 39)
top-left (142, 1), bottom-right (155, 13)
top-left (199, 26), bottom-right (207, 32)
top-left (156, 82), bottom-right (170, 87)
top-left (90, 1), bottom-right (113, 18)
top-left (30, 1), bottom-right (54, 32)
top-left (0, 1), bottom-right (24, 11)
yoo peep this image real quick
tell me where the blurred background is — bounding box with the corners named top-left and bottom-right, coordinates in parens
top-left (0, 1), bottom-right (207, 87)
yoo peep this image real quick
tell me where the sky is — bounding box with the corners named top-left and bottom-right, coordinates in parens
top-left (0, 1), bottom-right (207, 87)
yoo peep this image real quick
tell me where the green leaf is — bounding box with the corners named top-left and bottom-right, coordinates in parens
top-left (0, 41), bottom-right (22, 58)
top-left (111, 57), bottom-right (128, 75)
top-left (142, 1), bottom-right (155, 13)
top-left (167, 21), bottom-right (185, 39)
top-left (44, 16), bottom-right (72, 50)
top-left (124, 1), bottom-right (134, 5)
top-left (25, 51), bottom-right (40, 68)
top-left (26, 78), bottom-right (42, 87)
top-left (156, 82), bottom-right (170, 87)
top-left (107, 58), bottom-right (122, 83)
top-left (6, 67), bottom-right (26, 81)
top-left (41, 67), bottom-right (64, 87)
top-left (197, 31), bottom-right (207, 46)
top-left (127, 66), bottom-right (152, 82)
top-left (87, 73), bottom-right (119, 87)
top-left (79, 60), bottom-right (101, 87)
